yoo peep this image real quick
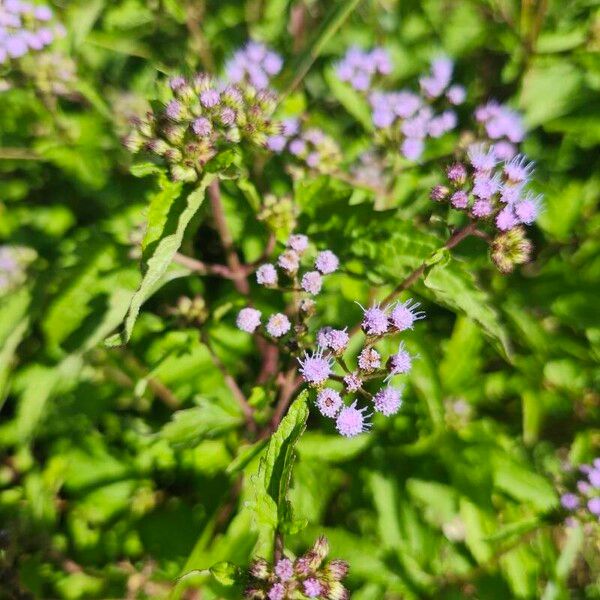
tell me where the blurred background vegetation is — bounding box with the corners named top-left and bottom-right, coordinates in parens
top-left (0, 0), bottom-right (599, 598)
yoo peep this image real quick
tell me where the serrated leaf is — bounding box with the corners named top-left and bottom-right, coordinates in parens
top-left (106, 173), bottom-right (215, 346)
top-left (424, 261), bottom-right (511, 358)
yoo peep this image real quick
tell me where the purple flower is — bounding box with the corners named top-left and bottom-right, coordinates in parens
top-left (256, 264), bottom-right (278, 286)
top-left (303, 578), bottom-right (322, 598)
top-left (274, 558), bottom-right (294, 582)
top-left (373, 386), bottom-right (402, 416)
top-left (589, 469), bottom-right (600, 488)
top-left (278, 250), bottom-right (300, 273)
top-left (317, 388), bottom-right (343, 418)
top-left (220, 107), bottom-right (236, 126)
top-left (343, 372), bottom-right (363, 393)
top-left (289, 138), bottom-right (307, 156)
top-left (447, 163), bottom-right (467, 184)
top-left (493, 141), bottom-right (518, 161)
top-left (587, 497), bottom-right (600, 516)
top-left (514, 193), bottom-right (542, 225)
top-left (388, 343), bottom-right (412, 376)
top-left (504, 154), bottom-right (534, 183)
top-left (327, 329), bottom-right (349, 353)
top-left (169, 75), bottom-right (186, 91)
top-left (301, 271), bottom-right (323, 295)
top-left (282, 118), bottom-right (300, 137)
top-left (577, 480), bottom-right (591, 494)
top-left (315, 250), bottom-right (339, 274)
top-left (390, 299), bottom-right (425, 331)
top-left (287, 234), bottom-right (308, 254)
top-left (266, 313), bottom-right (291, 337)
top-left (361, 304), bottom-right (388, 336)
top-left (358, 347), bottom-right (381, 372)
top-left (268, 583), bottom-right (286, 600)
top-left (468, 144), bottom-right (497, 173)
top-left (200, 89), bottom-right (220, 107)
top-left (472, 173), bottom-right (501, 200)
top-left (401, 137), bottom-right (424, 161)
top-left (225, 41), bottom-right (282, 89)
top-left (263, 51), bottom-right (283, 75)
top-left (500, 183), bottom-right (523, 205)
top-left (472, 199), bottom-right (493, 218)
top-left (560, 493), bottom-right (580, 511)
top-left (372, 107), bottom-right (395, 129)
top-left (266, 135), bottom-right (287, 152)
top-left (451, 190), bottom-right (469, 209)
top-left (192, 117), bottom-right (212, 137)
top-left (317, 327), bottom-right (333, 348)
top-left (446, 84), bottom-right (466, 105)
top-left (336, 401), bottom-right (371, 437)
top-left (430, 185), bottom-right (449, 201)
top-left (496, 206), bottom-right (518, 231)
top-left (236, 307), bottom-right (261, 333)
top-left (298, 349), bottom-right (333, 386)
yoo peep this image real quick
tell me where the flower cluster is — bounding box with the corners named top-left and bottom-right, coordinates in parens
top-left (225, 41), bottom-right (283, 90)
top-left (475, 100), bottom-right (524, 160)
top-left (0, 245), bottom-right (36, 294)
top-left (0, 1), bottom-right (65, 65)
top-left (21, 49), bottom-right (76, 96)
top-left (349, 54), bottom-right (465, 161)
top-left (560, 459), bottom-right (600, 522)
top-left (334, 46), bottom-right (392, 91)
top-left (124, 73), bottom-right (279, 182)
top-left (301, 299), bottom-right (425, 438)
top-left (236, 234), bottom-right (339, 338)
top-left (266, 119), bottom-right (342, 174)
top-left (431, 145), bottom-right (543, 272)
top-left (244, 536), bottom-right (349, 600)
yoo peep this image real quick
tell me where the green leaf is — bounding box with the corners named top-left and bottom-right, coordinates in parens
top-left (324, 66), bottom-right (373, 130)
top-left (424, 261), bottom-right (511, 358)
top-left (106, 173), bottom-right (215, 346)
top-left (130, 162), bottom-right (164, 178)
top-left (159, 400), bottom-right (243, 447)
top-left (253, 391), bottom-right (309, 554)
top-left (209, 561), bottom-right (241, 587)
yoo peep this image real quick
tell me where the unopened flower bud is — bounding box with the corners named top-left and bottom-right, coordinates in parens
top-left (327, 581), bottom-right (350, 600)
top-left (491, 226), bottom-right (532, 274)
top-left (170, 164), bottom-right (198, 182)
top-left (249, 558), bottom-right (271, 580)
top-left (324, 559), bottom-right (349, 582)
top-left (430, 184), bottom-right (449, 201)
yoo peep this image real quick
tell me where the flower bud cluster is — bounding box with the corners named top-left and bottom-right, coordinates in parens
top-left (560, 459), bottom-right (600, 522)
top-left (301, 299), bottom-right (425, 438)
top-left (124, 73), bottom-right (280, 182)
top-left (0, 1), bottom-right (65, 64)
top-left (21, 49), bottom-right (76, 96)
top-left (167, 295), bottom-right (208, 326)
top-left (236, 234), bottom-right (339, 339)
top-left (335, 50), bottom-right (465, 162)
top-left (430, 145), bottom-right (543, 272)
top-left (225, 40), bottom-right (283, 90)
top-left (244, 536), bottom-right (349, 600)
top-left (475, 100), bottom-right (524, 160)
top-left (267, 119), bottom-right (342, 174)
top-left (0, 245), bottom-right (36, 294)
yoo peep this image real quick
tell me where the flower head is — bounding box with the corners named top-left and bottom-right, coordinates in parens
top-left (588, 497), bottom-right (600, 516)
top-left (504, 154), bottom-right (534, 183)
top-left (361, 304), bottom-right (388, 335)
top-left (267, 583), bottom-right (286, 600)
top-left (298, 349), bottom-right (333, 386)
top-left (388, 343), bottom-right (413, 376)
top-left (373, 386), bottom-right (403, 416)
top-left (446, 163), bottom-right (467, 184)
top-left (390, 299), bottom-right (425, 331)
top-left (514, 193), bottom-right (542, 225)
top-left (472, 199), bottom-right (493, 218)
top-left (358, 347), bottom-right (381, 372)
top-left (288, 234), bottom-right (309, 254)
top-left (278, 250), bottom-right (300, 274)
top-left (451, 190), bottom-right (469, 209)
top-left (472, 173), bottom-right (501, 200)
top-left (237, 307), bottom-right (261, 333)
top-left (496, 206), bottom-right (518, 231)
top-left (266, 313), bottom-right (291, 338)
top-left (343, 372), bottom-right (363, 393)
top-left (336, 402), bottom-right (371, 437)
top-left (467, 144), bottom-right (497, 173)
top-left (225, 41), bottom-right (283, 89)
top-left (301, 271), bottom-right (323, 295)
top-left (316, 388), bottom-right (343, 418)
top-left (256, 264), bottom-right (278, 286)
top-left (315, 250), bottom-right (339, 274)
top-left (274, 558), bottom-right (294, 582)
top-left (303, 578), bottom-right (322, 598)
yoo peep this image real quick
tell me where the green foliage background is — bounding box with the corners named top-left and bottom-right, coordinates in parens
top-left (0, 0), bottom-right (599, 598)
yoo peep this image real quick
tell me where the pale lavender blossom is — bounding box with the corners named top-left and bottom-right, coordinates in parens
top-left (361, 304), bottom-right (388, 335)
top-left (420, 56), bottom-right (453, 98)
top-left (317, 327), bottom-right (333, 348)
top-left (496, 206), bottom-right (518, 231)
top-left (268, 583), bottom-right (286, 600)
top-left (468, 144), bottom-right (497, 172)
top-left (336, 402), bottom-right (371, 437)
top-left (289, 138), bottom-right (306, 156)
top-left (472, 173), bottom-right (501, 200)
top-left (282, 118), bottom-right (299, 137)
top-left (401, 137), bottom-right (424, 161)
top-left (165, 100), bottom-right (182, 120)
top-left (266, 313), bottom-right (291, 337)
top-left (514, 193), bottom-right (542, 225)
top-left (315, 250), bottom-right (339, 274)
top-left (344, 372), bottom-right (363, 393)
top-left (500, 183), bottom-right (523, 205)
top-left (358, 347), bottom-right (381, 372)
top-left (472, 198), bottom-right (493, 217)
top-left (301, 271), bottom-right (323, 295)
top-left (200, 88), bottom-right (220, 107)
top-left (266, 134), bottom-right (287, 152)
top-left (274, 558), bottom-right (293, 582)
top-left (298, 349), bottom-right (333, 386)
top-left (278, 249), bottom-right (300, 273)
top-left (390, 299), bottom-right (425, 331)
top-left (451, 190), bottom-right (469, 209)
top-left (447, 163), bottom-right (467, 183)
top-left (336, 46), bottom-right (391, 91)
top-left (256, 264), bottom-right (278, 286)
top-left (589, 469), bottom-right (600, 488)
top-left (588, 497), bottom-right (600, 516)
top-left (303, 578), bottom-right (322, 598)
top-left (446, 84), bottom-right (466, 105)
top-left (504, 154), bottom-right (534, 183)
top-left (288, 234), bottom-right (309, 253)
top-left (561, 493), bottom-right (579, 511)
top-left (388, 343), bottom-right (412, 376)
top-left (192, 117), bottom-right (212, 137)
top-left (493, 140), bottom-right (518, 161)
top-left (373, 386), bottom-right (402, 416)
top-left (225, 41), bottom-right (283, 89)
top-left (236, 307), bottom-right (261, 333)
top-left (327, 328), bottom-right (349, 353)
top-left (317, 388), bottom-right (343, 418)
